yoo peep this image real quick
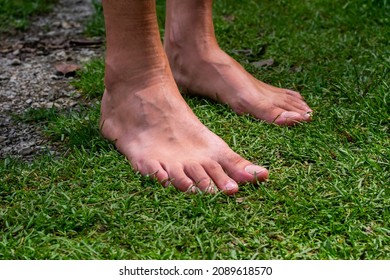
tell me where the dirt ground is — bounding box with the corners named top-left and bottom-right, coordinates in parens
top-left (0, 0), bottom-right (104, 161)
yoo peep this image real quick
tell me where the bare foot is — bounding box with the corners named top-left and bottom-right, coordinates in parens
top-left (101, 0), bottom-right (267, 194)
top-left (166, 47), bottom-right (312, 126)
top-left (101, 65), bottom-right (268, 194)
top-left (165, 0), bottom-right (312, 126)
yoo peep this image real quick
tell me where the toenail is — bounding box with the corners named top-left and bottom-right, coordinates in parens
top-left (245, 164), bottom-right (266, 175)
top-left (161, 179), bottom-right (170, 187)
top-left (224, 180), bottom-right (238, 191)
top-left (280, 111), bottom-right (299, 119)
top-left (304, 111), bottom-right (313, 119)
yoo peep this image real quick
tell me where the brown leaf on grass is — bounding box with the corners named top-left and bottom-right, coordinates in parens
top-left (222, 15), bottom-right (235, 23)
top-left (251, 58), bottom-right (275, 68)
top-left (232, 45), bottom-right (268, 57)
top-left (54, 62), bottom-right (81, 76)
top-left (290, 65), bottom-right (303, 73)
top-left (340, 131), bottom-right (354, 143)
top-left (364, 226), bottom-right (374, 234)
top-left (231, 49), bottom-right (253, 56)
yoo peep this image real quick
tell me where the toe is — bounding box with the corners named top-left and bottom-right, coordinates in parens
top-left (184, 163), bottom-right (216, 193)
top-left (273, 110), bottom-right (307, 126)
top-left (136, 160), bottom-right (170, 186)
top-left (164, 164), bottom-right (194, 192)
top-left (273, 96), bottom-right (313, 124)
top-left (286, 89), bottom-right (304, 100)
top-left (202, 161), bottom-right (239, 195)
top-left (285, 90), bottom-right (313, 113)
top-left (220, 153), bottom-right (268, 184)
top-left (284, 96), bottom-right (312, 113)
top-left (277, 101), bottom-right (308, 115)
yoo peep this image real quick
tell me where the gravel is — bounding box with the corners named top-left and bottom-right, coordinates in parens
top-left (0, 0), bottom-right (103, 161)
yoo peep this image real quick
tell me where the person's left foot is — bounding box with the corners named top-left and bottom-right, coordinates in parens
top-left (165, 43), bottom-right (312, 126)
top-left (164, 0), bottom-right (312, 126)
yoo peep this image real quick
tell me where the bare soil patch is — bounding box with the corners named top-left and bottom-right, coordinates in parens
top-left (0, 0), bottom-right (103, 160)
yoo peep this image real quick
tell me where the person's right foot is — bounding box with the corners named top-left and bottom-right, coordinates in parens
top-left (100, 66), bottom-right (268, 194)
top-left (101, 0), bottom-right (267, 194)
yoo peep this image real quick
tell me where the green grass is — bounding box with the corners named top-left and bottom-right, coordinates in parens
top-left (84, 0), bottom-right (105, 38)
top-left (1, 0), bottom-right (389, 259)
top-left (71, 59), bottom-right (105, 99)
top-left (0, 0), bottom-right (57, 32)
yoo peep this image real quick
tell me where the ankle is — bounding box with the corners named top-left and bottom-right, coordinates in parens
top-left (104, 54), bottom-right (171, 94)
top-left (165, 1), bottom-right (218, 55)
top-left (165, 26), bottom-right (218, 56)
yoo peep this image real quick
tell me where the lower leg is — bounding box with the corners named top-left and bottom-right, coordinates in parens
top-left (101, 0), bottom-right (268, 194)
top-left (165, 0), bottom-right (312, 126)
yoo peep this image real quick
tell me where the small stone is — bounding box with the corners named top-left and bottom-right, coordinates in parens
top-left (50, 74), bottom-right (62, 80)
top-left (55, 50), bottom-right (67, 60)
top-left (9, 76), bottom-right (16, 83)
top-left (21, 147), bottom-right (33, 156)
top-left (47, 31), bottom-right (56, 37)
top-left (45, 103), bottom-right (55, 109)
top-left (52, 21), bottom-right (61, 27)
top-left (25, 37), bottom-right (40, 44)
top-left (10, 59), bottom-right (21, 66)
top-left (61, 21), bottom-right (71, 29)
top-left (0, 136), bottom-right (6, 143)
top-left (5, 90), bottom-right (15, 97)
top-left (0, 74), bottom-right (10, 80)
top-left (26, 99), bottom-right (32, 104)
top-left (68, 101), bottom-right (78, 107)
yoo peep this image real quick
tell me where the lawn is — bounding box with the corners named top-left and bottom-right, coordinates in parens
top-left (1, 0), bottom-right (389, 259)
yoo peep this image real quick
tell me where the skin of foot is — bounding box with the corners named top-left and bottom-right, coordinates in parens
top-left (165, 0), bottom-right (313, 126)
top-left (100, 0), bottom-right (268, 194)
